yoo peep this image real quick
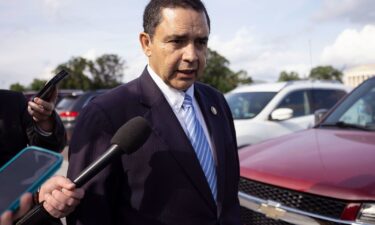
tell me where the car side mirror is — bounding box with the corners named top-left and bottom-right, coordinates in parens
top-left (270, 108), bottom-right (293, 121)
top-left (314, 109), bottom-right (328, 125)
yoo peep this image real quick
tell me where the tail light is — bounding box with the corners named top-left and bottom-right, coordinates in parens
top-left (59, 111), bottom-right (79, 121)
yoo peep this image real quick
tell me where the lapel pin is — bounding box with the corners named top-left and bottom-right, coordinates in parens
top-left (211, 106), bottom-right (217, 115)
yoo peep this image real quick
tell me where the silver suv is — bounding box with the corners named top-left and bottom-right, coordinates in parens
top-left (225, 80), bottom-right (351, 148)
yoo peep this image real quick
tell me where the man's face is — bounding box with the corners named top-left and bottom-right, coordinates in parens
top-left (142, 7), bottom-right (209, 90)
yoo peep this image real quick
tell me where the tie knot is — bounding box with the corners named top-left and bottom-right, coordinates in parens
top-left (183, 94), bottom-right (193, 108)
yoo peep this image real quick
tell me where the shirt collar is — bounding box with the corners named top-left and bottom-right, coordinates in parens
top-left (147, 65), bottom-right (195, 111)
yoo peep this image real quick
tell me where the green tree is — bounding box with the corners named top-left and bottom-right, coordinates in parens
top-left (278, 71), bottom-right (300, 82)
top-left (30, 78), bottom-right (47, 91)
top-left (54, 54), bottom-right (125, 90)
top-left (199, 48), bottom-right (252, 93)
top-left (9, 83), bottom-right (26, 92)
top-left (55, 57), bottom-right (93, 91)
top-left (89, 54), bottom-right (125, 89)
top-left (309, 65), bottom-right (343, 82)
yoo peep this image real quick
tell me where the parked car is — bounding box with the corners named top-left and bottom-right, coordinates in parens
top-left (23, 89), bottom-right (83, 103)
top-left (56, 89), bottom-right (84, 103)
top-left (238, 77), bottom-right (375, 225)
top-left (225, 80), bottom-right (350, 148)
top-left (23, 91), bottom-right (38, 101)
top-left (56, 89), bottom-right (107, 142)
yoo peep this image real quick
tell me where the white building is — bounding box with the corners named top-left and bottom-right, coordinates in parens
top-left (343, 64), bottom-right (375, 88)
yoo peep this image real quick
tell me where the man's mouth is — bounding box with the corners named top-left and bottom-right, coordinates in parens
top-left (177, 69), bottom-right (197, 75)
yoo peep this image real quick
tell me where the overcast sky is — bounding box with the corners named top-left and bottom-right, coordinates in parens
top-left (1, 0), bottom-right (375, 89)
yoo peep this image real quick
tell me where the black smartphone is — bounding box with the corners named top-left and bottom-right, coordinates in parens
top-left (34, 70), bottom-right (69, 101)
top-left (0, 146), bottom-right (63, 214)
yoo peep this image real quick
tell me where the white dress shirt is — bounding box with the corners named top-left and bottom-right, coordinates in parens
top-left (147, 66), bottom-right (215, 155)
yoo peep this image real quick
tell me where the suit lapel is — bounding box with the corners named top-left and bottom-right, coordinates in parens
top-left (138, 70), bottom-right (216, 211)
top-left (195, 84), bottom-right (227, 215)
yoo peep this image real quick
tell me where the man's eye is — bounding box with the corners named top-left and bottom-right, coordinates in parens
top-left (170, 39), bottom-right (183, 44)
top-left (197, 39), bottom-right (208, 46)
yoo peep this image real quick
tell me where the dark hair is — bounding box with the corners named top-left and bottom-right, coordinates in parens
top-left (143, 0), bottom-right (210, 37)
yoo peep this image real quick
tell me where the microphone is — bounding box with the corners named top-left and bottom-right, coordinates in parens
top-left (16, 116), bottom-right (152, 225)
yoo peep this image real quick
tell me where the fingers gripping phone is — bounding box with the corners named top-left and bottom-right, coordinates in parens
top-left (35, 70), bottom-right (69, 101)
top-left (0, 146), bottom-right (63, 214)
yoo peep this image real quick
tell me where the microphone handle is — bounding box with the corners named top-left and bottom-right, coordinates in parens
top-left (73, 144), bottom-right (121, 187)
top-left (15, 203), bottom-right (60, 225)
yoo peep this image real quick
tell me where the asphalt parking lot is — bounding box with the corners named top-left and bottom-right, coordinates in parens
top-left (56, 146), bottom-right (69, 177)
top-left (55, 146), bottom-right (69, 225)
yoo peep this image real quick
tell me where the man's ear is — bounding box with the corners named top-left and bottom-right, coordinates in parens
top-left (139, 32), bottom-right (152, 57)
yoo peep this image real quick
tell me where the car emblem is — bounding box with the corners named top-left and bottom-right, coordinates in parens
top-left (258, 200), bottom-right (286, 220)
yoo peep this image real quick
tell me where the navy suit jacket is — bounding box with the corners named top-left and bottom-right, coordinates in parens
top-left (67, 69), bottom-right (241, 225)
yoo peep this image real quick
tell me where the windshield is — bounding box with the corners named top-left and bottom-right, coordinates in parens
top-left (321, 78), bottom-right (375, 131)
top-left (226, 92), bottom-right (277, 119)
top-left (56, 96), bottom-right (79, 110)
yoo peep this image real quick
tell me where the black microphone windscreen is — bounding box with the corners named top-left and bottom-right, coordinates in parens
top-left (110, 116), bottom-right (151, 154)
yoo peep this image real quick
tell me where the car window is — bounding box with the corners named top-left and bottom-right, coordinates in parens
top-left (310, 89), bottom-right (346, 112)
top-left (226, 92), bottom-right (276, 119)
top-left (75, 91), bottom-right (107, 110)
top-left (56, 96), bottom-right (79, 110)
top-left (276, 90), bottom-right (310, 118)
top-left (339, 99), bottom-right (373, 126)
top-left (336, 89), bottom-right (375, 127)
top-left (323, 79), bottom-right (375, 130)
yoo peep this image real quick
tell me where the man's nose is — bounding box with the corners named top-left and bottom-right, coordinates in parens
top-left (182, 43), bottom-right (198, 62)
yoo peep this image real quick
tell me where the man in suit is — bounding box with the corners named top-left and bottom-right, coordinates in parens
top-left (0, 88), bottom-right (66, 166)
top-left (66, 0), bottom-right (241, 224)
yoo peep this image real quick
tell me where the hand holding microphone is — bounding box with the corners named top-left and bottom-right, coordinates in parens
top-left (38, 176), bottom-right (84, 218)
top-left (16, 116), bottom-right (152, 225)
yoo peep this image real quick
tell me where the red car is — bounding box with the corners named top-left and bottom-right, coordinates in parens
top-left (238, 77), bottom-right (375, 225)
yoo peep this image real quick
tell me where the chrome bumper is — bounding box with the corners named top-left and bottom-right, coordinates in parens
top-left (238, 191), bottom-right (370, 225)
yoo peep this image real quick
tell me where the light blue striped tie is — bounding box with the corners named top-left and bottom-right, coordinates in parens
top-left (181, 94), bottom-right (217, 201)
